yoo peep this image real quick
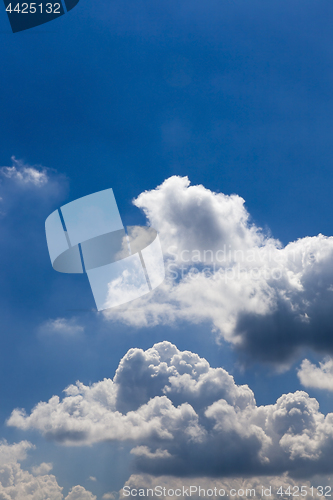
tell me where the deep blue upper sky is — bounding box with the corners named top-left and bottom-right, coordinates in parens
top-left (1, 0), bottom-right (333, 243)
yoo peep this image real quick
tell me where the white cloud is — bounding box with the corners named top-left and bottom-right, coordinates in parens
top-left (134, 175), bottom-right (265, 258)
top-left (38, 318), bottom-right (84, 337)
top-left (103, 176), bottom-right (333, 365)
top-left (0, 157), bottom-right (48, 187)
top-left (0, 440), bottom-right (33, 465)
top-left (0, 440), bottom-right (95, 500)
top-left (130, 447), bottom-right (172, 459)
top-left (102, 493), bottom-right (116, 500)
top-left (0, 156), bottom-right (68, 223)
top-left (0, 461), bottom-right (63, 500)
top-left (297, 358), bottom-right (333, 391)
top-left (65, 485), bottom-right (96, 500)
top-left (31, 462), bottom-right (53, 475)
top-left (7, 342), bottom-right (333, 478)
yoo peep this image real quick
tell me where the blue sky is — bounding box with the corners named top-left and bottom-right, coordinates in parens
top-left (1, 0), bottom-right (333, 499)
top-left (1, 0), bottom-right (333, 243)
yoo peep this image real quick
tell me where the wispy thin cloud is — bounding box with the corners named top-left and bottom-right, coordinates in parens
top-left (38, 317), bottom-right (84, 337)
top-left (0, 156), bottom-right (48, 187)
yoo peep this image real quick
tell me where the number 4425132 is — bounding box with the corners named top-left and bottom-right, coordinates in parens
top-left (5, 3), bottom-right (61, 13)
top-left (277, 486), bottom-right (332, 497)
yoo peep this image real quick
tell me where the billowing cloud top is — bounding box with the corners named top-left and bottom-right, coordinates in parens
top-left (7, 342), bottom-right (333, 479)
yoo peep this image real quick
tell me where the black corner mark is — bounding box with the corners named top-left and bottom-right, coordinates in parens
top-left (4, 0), bottom-right (65, 33)
top-left (63, 0), bottom-right (78, 11)
top-left (3, 0), bottom-right (79, 33)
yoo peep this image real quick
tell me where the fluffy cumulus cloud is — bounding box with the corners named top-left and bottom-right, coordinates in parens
top-left (7, 342), bottom-right (333, 479)
top-left (31, 462), bottom-right (53, 475)
top-left (297, 358), bottom-right (333, 391)
top-left (65, 485), bottom-right (96, 500)
top-left (0, 440), bottom-right (33, 465)
top-left (103, 176), bottom-right (333, 365)
top-left (0, 440), bottom-right (95, 500)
